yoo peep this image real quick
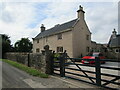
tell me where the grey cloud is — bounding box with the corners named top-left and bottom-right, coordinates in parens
top-left (85, 3), bottom-right (117, 43)
top-left (1, 3), bottom-right (15, 23)
top-left (2, 11), bottom-right (14, 23)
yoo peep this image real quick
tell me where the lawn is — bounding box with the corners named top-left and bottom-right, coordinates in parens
top-left (2, 59), bottom-right (48, 78)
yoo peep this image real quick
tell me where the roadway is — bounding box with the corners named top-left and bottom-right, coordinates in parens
top-left (2, 61), bottom-right (32, 88)
top-left (1, 60), bottom-right (96, 88)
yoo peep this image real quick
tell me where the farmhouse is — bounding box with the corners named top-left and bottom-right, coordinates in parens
top-left (33, 5), bottom-right (103, 58)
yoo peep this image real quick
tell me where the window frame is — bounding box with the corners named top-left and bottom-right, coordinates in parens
top-left (36, 48), bottom-right (40, 53)
top-left (86, 47), bottom-right (90, 52)
top-left (46, 37), bottom-right (48, 42)
top-left (86, 35), bottom-right (89, 40)
top-left (57, 47), bottom-right (63, 53)
top-left (115, 49), bottom-right (119, 53)
top-left (57, 33), bottom-right (62, 40)
top-left (37, 39), bottom-right (39, 43)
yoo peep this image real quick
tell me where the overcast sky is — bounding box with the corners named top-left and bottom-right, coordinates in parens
top-left (0, 0), bottom-right (119, 45)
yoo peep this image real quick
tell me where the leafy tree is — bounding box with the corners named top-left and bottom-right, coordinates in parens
top-left (1, 34), bottom-right (12, 58)
top-left (14, 38), bottom-right (32, 52)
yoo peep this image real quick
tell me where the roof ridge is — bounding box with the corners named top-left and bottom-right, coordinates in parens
top-left (59, 18), bottom-right (77, 25)
top-left (46, 18), bottom-right (77, 31)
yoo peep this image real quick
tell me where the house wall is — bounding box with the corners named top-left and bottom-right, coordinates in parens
top-left (33, 30), bottom-right (73, 57)
top-left (91, 41), bottom-right (97, 51)
top-left (91, 42), bottom-right (103, 52)
top-left (72, 19), bottom-right (91, 58)
top-left (107, 47), bottom-right (120, 59)
top-left (91, 41), bottom-right (106, 52)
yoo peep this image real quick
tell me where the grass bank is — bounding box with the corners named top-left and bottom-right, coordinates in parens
top-left (2, 59), bottom-right (48, 78)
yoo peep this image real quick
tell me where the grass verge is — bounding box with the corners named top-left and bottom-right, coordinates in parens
top-left (2, 59), bottom-right (48, 78)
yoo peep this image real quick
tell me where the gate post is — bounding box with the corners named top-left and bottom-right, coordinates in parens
top-left (60, 53), bottom-right (65, 77)
top-left (43, 45), bottom-right (53, 74)
top-left (95, 57), bottom-right (101, 86)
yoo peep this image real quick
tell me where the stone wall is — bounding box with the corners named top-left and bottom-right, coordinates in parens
top-left (5, 52), bottom-right (29, 65)
top-left (5, 48), bottom-right (54, 74)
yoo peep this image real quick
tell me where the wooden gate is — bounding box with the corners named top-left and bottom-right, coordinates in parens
top-left (53, 52), bottom-right (120, 90)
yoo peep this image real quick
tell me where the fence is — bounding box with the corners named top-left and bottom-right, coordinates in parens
top-left (53, 52), bottom-right (120, 90)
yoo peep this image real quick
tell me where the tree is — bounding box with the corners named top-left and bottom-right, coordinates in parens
top-left (1, 34), bottom-right (12, 58)
top-left (14, 38), bottom-right (32, 52)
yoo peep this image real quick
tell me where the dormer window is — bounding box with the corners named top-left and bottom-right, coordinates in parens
top-left (57, 33), bottom-right (62, 40)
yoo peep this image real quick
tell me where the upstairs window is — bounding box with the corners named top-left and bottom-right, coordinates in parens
top-left (37, 39), bottom-right (39, 43)
top-left (57, 33), bottom-right (62, 40)
top-left (86, 35), bottom-right (89, 40)
top-left (57, 47), bottom-right (63, 53)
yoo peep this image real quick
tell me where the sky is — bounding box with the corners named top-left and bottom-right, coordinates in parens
top-left (0, 0), bottom-right (119, 45)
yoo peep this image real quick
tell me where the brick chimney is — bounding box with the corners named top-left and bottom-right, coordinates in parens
top-left (41, 24), bottom-right (45, 32)
top-left (77, 5), bottom-right (85, 20)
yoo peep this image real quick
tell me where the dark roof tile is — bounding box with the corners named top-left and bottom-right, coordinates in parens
top-left (109, 34), bottom-right (120, 47)
top-left (34, 19), bottom-right (78, 39)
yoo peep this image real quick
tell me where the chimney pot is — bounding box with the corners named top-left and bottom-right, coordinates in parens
top-left (77, 5), bottom-right (85, 19)
top-left (79, 5), bottom-right (83, 10)
top-left (41, 24), bottom-right (45, 32)
top-left (112, 28), bottom-right (117, 38)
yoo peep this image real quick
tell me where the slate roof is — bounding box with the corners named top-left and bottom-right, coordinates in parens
top-left (34, 19), bottom-right (78, 39)
top-left (108, 35), bottom-right (120, 47)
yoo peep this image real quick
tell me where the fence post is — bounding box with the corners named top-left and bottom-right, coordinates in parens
top-left (50, 51), bottom-right (55, 75)
top-left (60, 54), bottom-right (65, 77)
top-left (95, 57), bottom-right (101, 86)
top-left (28, 53), bottom-right (30, 67)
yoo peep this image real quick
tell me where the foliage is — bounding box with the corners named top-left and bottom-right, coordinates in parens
top-left (2, 59), bottom-right (48, 78)
top-left (1, 34), bottom-right (12, 58)
top-left (15, 38), bottom-right (32, 52)
top-left (54, 53), bottom-right (61, 61)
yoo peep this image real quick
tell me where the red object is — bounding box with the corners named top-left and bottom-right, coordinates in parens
top-left (81, 52), bottom-right (105, 64)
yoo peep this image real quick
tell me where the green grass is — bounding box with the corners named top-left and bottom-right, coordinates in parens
top-left (2, 59), bottom-right (49, 78)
